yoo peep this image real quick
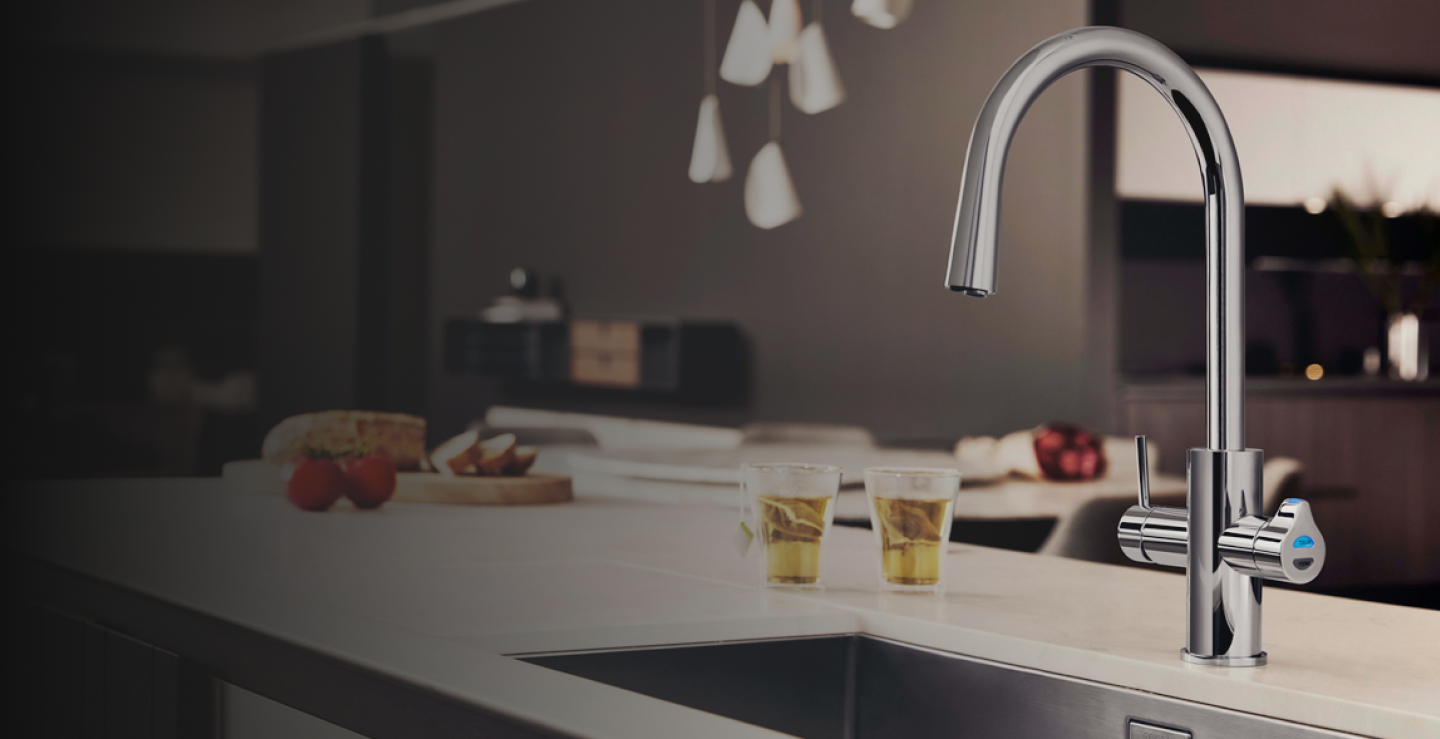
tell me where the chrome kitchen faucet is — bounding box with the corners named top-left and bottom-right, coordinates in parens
top-left (945, 27), bottom-right (1326, 666)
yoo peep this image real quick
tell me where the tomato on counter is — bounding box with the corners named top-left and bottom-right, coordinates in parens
top-left (342, 457), bottom-right (397, 509)
top-left (285, 459), bottom-right (348, 511)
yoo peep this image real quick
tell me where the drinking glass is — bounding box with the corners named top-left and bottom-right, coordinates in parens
top-left (865, 467), bottom-right (961, 594)
top-left (743, 463), bottom-right (842, 589)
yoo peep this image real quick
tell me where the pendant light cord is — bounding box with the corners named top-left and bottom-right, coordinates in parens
top-left (770, 74), bottom-right (781, 141)
top-left (703, 0), bottom-right (717, 96)
top-left (813, 0), bottom-right (822, 23)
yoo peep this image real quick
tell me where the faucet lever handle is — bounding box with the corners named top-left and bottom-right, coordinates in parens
top-left (1135, 435), bottom-right (1151, 510)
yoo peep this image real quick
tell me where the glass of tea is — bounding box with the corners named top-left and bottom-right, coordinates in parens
top-left (743, 463), bottom-right (843, 589)
top-left (865, 467), bottom-right (961, 594)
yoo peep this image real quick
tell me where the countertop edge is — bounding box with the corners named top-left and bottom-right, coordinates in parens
top-left (12, 548), bottom-right (1436, 739)
top-left (5, 552), bottom-right (798, 739)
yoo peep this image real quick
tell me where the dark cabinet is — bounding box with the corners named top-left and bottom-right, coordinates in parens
top-left (8, 597), bottom-right (214, 739)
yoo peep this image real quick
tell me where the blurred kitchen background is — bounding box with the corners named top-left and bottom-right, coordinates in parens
top-left (9, 0), bottom-right (1438, 601)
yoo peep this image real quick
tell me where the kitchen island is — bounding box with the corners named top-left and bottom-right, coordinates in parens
top-left (7, 478), bottom-right (1439, 738)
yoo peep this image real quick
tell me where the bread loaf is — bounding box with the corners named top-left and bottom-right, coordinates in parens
top-left (262, 411), bottom-right (426, 471)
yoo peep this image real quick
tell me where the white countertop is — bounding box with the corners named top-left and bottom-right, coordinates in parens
top-left (8, 478), bottom-right (1439, 739)
top-left (532, 445), bottom-right (1190, 521)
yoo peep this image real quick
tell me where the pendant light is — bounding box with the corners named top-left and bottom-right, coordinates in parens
top-left (745, 77), bottom-right (802, 229)
top-left (720, 0), bottom-right (772, 86)
top-left (768, 0), bottom-right (803, 64)
top-left (851, 0), bottom-right (912, 29)
top-left (690, 0), bottom-right (733, 182)
top-left (689, 98), bottom-right (733, 184)
top-left (788, 0), bottom-right (845, 114)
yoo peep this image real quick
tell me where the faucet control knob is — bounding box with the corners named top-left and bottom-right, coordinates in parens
top-left (1219, 498), bottom-right (1326, 584)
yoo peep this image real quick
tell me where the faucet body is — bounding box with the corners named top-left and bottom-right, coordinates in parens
top-left (947, 27), bottom-right (1324, 666)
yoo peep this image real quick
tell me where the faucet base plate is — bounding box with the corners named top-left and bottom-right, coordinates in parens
top-left (1181, 650), bottom-right (1267, 667)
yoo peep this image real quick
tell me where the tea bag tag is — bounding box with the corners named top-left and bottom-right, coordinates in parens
top-left (734, 475), bottom-right (754, 558)
top-left (732, 521), bottom-right (755, 557)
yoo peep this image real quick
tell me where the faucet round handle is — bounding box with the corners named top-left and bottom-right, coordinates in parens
top-left (1220, 498), bottom-right (1326, 584)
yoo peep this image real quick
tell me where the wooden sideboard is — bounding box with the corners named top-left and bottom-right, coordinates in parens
top-left (1115, 378), bottom-right (1440, 588)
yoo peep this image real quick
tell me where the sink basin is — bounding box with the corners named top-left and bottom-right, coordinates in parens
top-left (522, 636), bottom-right (1354, 738)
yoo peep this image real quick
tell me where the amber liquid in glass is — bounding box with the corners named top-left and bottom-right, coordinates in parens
top-left (756, 495), bottom-right (832, 584)
top-left (873, 497), bottom-right (953, 585)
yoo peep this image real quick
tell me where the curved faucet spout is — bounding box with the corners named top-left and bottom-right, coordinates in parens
top-left (945, 26), bottom-right (1245, 451)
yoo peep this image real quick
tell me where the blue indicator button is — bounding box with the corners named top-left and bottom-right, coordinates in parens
top-left (1294, 536), bottom-right (1315, 549)
top-left (1285, 498), bottom-right (1302, 505)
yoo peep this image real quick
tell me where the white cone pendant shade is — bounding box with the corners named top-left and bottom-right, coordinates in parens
top-left (720, 0), bottom-right (773, 86)
top-left (767, 0), bottom-right (803, 63)
top-left (688, 94), bottom-right (733, 183)
top-left (744, 141), bottom-right (802, 229)
top-left (788, 23), bottom-right (845, 114)
top-left (851, 0), bottom-right (913, 29)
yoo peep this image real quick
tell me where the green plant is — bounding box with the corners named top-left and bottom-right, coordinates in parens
top-left (1330, 189), bottom-right (1440, 319)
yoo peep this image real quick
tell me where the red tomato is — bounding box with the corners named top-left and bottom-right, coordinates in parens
top-left (342, 456), bottom-right (397, 509)
top-left (286, 459), bottom-right (347, 511)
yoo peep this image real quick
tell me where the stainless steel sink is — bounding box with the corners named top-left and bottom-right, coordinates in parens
top-left (521, 636), bottom-right (1359, 738)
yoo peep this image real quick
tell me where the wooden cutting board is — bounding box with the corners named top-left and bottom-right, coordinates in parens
top-left (222, 459), bottom-right (572, 506)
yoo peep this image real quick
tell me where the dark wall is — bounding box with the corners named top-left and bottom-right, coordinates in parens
top-left (259, 41), bottom-right (367, 424)
top-left (422, 0), bottom-right (1093, 441)
top-left (13, 47), bottom-right (265, 477)
top-left (1120, 0), bottom-right (1440, 85)
top-left (257, 38), bottom-right (433, 426)
top-left (21, 52), bottom-right (257, 253)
